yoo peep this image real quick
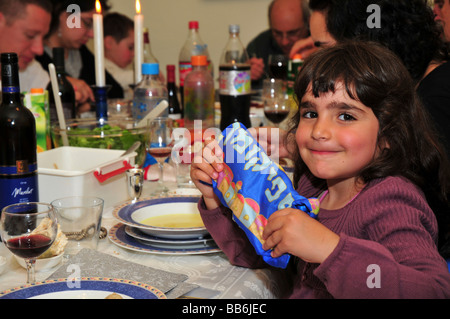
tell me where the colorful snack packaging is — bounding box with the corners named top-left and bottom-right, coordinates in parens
top-left (212, 122), bottom-right (319, 269)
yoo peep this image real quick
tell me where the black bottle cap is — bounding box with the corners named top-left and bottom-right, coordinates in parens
top-left (52, 47), bottom-right (65, 69)
top-left (1, 52), bottom-right (18, 64)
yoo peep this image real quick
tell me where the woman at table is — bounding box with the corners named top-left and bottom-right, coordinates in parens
top-left (36, 0), bottom-right (124, 101)
top-left (191, 41), bottom-right (450, 298)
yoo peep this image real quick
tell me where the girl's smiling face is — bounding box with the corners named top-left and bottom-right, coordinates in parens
top-left (296, 82), bottom-right (380, 185)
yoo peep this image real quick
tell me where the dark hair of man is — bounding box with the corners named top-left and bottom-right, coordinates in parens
top-left (104, 12), bottom-right (134, 43)
top-left (0, 0), bottom-right (52, 25)
top-left (288, 41), bottom-right (450, 253)
top-left (309, 0), bottom-right (448, 84)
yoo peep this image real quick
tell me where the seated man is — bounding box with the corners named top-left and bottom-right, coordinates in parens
top-left (246, 0), bottom-right (310, 90)
top-left (0, 0), bottom-right (52, 92)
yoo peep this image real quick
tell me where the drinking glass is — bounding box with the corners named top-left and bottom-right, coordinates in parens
top-left (262, 78), bottom-right (290, 127)
top-left (0, 202), bottom-right (57, 284)
top-left (268, 54), bottom-right (288, 80)
top-left (146, 117), bottom-right (174, 195)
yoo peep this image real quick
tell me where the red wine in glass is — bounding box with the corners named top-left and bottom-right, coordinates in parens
top-left (148, 147), bottom-right (172, 162)
top-left (264, 109), bottom-right (289, 124)
top-left (6, 233), bottom-right (53, 259)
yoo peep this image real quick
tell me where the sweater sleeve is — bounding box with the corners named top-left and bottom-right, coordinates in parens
top-left (313, 179), bottom-right (450, 298)
top-left (198, 198), bottom-right (267, 269)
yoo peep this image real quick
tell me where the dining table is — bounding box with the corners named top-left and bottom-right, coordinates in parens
top-left (0, 179), bottom-right (290, 300)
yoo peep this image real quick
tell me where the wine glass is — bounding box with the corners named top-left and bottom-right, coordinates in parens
top-left (0, 202), bottom-right (57, 284)
top-left (262, 78), bottom-right (290, 127)
top-left (268, 54), bottom-right (288, 80)
top-left (146, 117), bottom-right (174, 195)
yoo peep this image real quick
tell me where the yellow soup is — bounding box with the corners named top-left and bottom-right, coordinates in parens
top-left (140, 213), bottom-right (204, 228)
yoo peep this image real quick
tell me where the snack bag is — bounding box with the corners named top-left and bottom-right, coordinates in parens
top-left (212, 122), bottom-right (319, 269)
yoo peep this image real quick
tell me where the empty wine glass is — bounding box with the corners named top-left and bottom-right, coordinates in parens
top-left (262, 78), bottom-right (290, 127)
top-left (146, 117), bottom-right (174, 195)
top-left (0, 202), bottom-right (57, 284)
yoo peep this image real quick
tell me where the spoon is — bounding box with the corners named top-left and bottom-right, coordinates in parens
top-left (121, 141), bottom-right (141, 157)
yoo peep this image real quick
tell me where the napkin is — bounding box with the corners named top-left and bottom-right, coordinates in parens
top-left (47, 249), bottom-right (197, 298)
top-left (212, 123), bottom-right (319, 269)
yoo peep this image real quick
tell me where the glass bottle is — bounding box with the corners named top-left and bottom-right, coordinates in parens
top-left (166, 64), bottom-right (182, 121)
top-left (143, 27), bottom-right (158, 64)
top-left (0, 53), bottom-right (39, 211)
top-left (183, 55), bottom-right (215, 130)
top-left (46, 47), bottom-right (76, 126)
top-left (218, 24), bottom-right (252, 130)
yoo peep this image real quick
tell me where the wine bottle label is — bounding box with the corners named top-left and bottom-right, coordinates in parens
top-left (2, 86), bottom-right (20, 93)
top-left (0, 174), bottom-right (38, 208)
top-left (219, 70), bottom-right (251, 96)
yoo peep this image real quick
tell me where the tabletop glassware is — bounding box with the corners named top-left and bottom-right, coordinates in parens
top-left (262, 78), bottom-right (290, 127)
top-left (0, 202), bottom-right (57, 284)
top-left (146, 117), bottom-right (174, 195)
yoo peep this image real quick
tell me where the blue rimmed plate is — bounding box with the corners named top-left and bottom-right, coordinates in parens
top-left (124, 226), bottom-right (215, 249)
top-left (112, 196), bottom-right (208, 239)
top-left (109, 223), bottom-right (221, 255)
top-left (0, 277), bottom-right (167, 299)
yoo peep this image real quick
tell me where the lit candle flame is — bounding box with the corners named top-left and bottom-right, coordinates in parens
top-left (136, 0), bottom-right (141, 14)
top-left (95, 0), bottom-right (101, 13)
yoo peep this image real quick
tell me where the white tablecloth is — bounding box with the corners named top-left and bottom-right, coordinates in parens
top-left (0, 181), bottom-right (287, 299)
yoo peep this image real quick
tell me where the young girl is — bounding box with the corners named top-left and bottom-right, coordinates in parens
top-left (190, 41), bottom-right (450, 298)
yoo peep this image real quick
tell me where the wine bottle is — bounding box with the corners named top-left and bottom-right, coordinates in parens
top-left (166, 64), bottom-right (182, 120)
top-left (46, 47), bottom-right (76, 126)
top-left (0, 53), bottom-right (39, 212)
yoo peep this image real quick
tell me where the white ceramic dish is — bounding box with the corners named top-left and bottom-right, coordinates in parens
top-left (112, 196), bottom-right (208, 239)
top-left (14, 253), bottom-right (63, 272)
top-left (0, 277), bottom-right (166, 299)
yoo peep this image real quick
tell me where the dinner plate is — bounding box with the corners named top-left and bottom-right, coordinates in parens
top-left (0, 277), bottom-right (167, 299)
top-left (109, 223), bottom-right (221, 255)
top-left (124, 226), bottom-right (215, 249)
top-left (112, 196), bottom-right (208, 239)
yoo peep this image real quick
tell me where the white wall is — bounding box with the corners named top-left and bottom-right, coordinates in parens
top-left (104, 0), bottom-right (272, 84)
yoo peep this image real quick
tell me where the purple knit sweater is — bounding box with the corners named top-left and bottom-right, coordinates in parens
top-left (198, 175), bottom-right (450, 298)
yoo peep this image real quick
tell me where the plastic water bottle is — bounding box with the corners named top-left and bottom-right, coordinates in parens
top-left (132, 63), bottom-right (168, 122)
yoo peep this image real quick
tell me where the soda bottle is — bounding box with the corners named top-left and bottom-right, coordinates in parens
top-left (179, 21), bottom-right (213, 107)
top-left (218, 24), bottom-right (252, 131)
top-left (132, 63), bottom-right (168, 123)
top-left (183, 55), bottom-right (215, 130)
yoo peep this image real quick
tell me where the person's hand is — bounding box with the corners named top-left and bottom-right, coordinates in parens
top-left (67, 76), bottom-right (94, 104)
top-left (249, 57), bottom-right (265, 81)
top-left (289, 36), bottom-right (318, 59)
top-left (190, 139), bottom-right (224, 210)
top-left (262, 208), bottom-right (340, 263)
top-left (248, 126), bottom-right (292, 159)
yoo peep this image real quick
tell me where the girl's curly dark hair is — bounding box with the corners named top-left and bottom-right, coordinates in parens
top-left (288, 41), bottom-right (450, 255)
top-left (309, 0), bottom-right (448, 84)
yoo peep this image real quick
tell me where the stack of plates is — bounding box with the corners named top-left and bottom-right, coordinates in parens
top-left (110, 196), bottom-right (221, 255)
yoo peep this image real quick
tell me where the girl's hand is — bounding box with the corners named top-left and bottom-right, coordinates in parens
top-left (190, 139), bottom-right (224, 210)
top-left (262, 208), bottom-right (340, 264)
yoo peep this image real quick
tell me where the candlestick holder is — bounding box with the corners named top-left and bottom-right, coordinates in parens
top-left (92, 85), bottom-right (111, 124)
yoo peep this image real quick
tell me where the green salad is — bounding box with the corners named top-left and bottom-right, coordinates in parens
top-left (53, 124), bottom-right (147, 165)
